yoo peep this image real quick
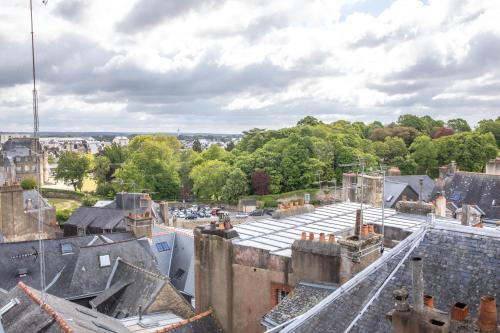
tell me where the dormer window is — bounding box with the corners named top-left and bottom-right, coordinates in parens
top-left (99, 255), bottom-right (111, 267)
top-left (61, 243), bottom-right (73, 254)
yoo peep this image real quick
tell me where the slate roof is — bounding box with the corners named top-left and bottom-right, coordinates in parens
top-left (281, 223), bottom-right (500, 333)
top-left (0, 282), bottom-right (129, 333)
top-left (0, 232), bottom-right (159, 302)
top-left (386, 175), bottom-right (436, 202)
top-left (436, 171), bottom-right (500, 220)
top-left (64, 206), bottom-right (127, 235)
top-left (383, 181), bottom-right (417, 208)
top-left (152, 226), bottom-right (195, 297)
top-left (263, 281), bottom-right (337, 328)
top-left (90, 258), bottom-right (193, 319)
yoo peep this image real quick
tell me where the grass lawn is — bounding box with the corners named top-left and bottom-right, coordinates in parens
top-left (47, 198), bottom-right (81, 212)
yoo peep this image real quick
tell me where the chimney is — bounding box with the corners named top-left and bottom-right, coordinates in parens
top-left (478, 295), bottom-right (497, 332)
top-left (319, 233), bottom-right (325, 242)
top-left (309, 232), bottom-right (314, 240)
top-left (159, 201), bottom-right (169, 225)
top-left (461, 205), bottom-right (471, 226)
top-left (424, 295), bottom-right (434, 308)
top-left (418, 178), bottom-right (424, 204)
top-left (393, 288), bottom-right (410, 312)
top-left (412, 257), bottom-right (424, 312)
top-left (301, 231), bottom-right (306, 240)
top-left (387, 167), bottom-right (401, 176)
top-left (354, 209), bottom-right (362, 237)
top-left (126, 213), bottom-right (153, 239)
top-left (328, 234), bottom-right (335, 243)
top-left (451, 302), bottom-right (469, 321)
top-left (435, 193), bottom-right (446, 217)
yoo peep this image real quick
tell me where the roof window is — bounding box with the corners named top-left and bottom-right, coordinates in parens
top-left (61, 243), bottom-right (73, 254)
top-left (173, 268), bottom-right (185, 280)
top-left (99, 255), bottom-right (111, 268)
top-left (385, 195), bottom-right (394, 202)
top-left (155, 241), bottom-right (171, 252)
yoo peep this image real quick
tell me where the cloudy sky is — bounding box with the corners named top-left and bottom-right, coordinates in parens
top-left (0, 0), bottom-right (499, 133)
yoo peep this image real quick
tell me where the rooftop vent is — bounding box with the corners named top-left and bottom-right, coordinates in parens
top-left (16, 268), bottom-right (28, 277)
top-left (99, 255), bottom-right (111, 268)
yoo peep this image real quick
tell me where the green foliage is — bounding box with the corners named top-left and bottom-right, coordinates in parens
top-left (221, 168), bottom-right (248, 203)
top-left (260, 196), bottom-right (278, 208)
top-left (447, 118), bottom-right (471, 132)
top-left (434, 131), bottom-right (497, 172)
top-left (477, 118), bottom-right (500, 147)
top-left (56, 209), bottom-right (72, 225)
top-left (409, 136), bottom-right (438, 176)
top-left (82, 194), bottom-right (98, 207)
top-left (20, 178), bottom-right (37, 190)
top-left (201, 144), bottom-right (231, 162)
top-left (190, 160), bottom-right (233, 200)
top-left (94, 155), bottom-right (111, 184)
top-left (192, 139), bottom-right (203, 152)
top-left (297, 116), bottom-right (322, 126)
top-left (54, 151), bottom-right (91, 191)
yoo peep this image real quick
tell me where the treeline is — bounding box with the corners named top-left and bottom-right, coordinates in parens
top-left (60, 115), bottom-right (498, 202)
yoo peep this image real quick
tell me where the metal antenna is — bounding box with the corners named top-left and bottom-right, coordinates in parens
top-left (29, 0), bottom-right (46, 303)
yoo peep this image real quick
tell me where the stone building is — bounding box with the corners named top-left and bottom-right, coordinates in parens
top-left (274, 222), bottom-right (499, 332)
top-left (1, 137), bottom-right (49, 185)
top-left (0, 184), bottom-right (58, 242)
top-left (193, 202), bottom-right (459, 333)
top-left (485, 157), bottom-right (500, 175)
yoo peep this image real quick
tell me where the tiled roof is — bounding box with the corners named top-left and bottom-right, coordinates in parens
top-left (154, 309), bottom-right (224, 333)
top-left (282, 223), bottom-right (500, 333)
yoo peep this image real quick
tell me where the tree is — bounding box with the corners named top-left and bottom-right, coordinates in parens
top-left (447, 118), bottom-right (470, 132)
top-left (225, 141), bottom-right (235, 152)
top-left (222, 168), bottom-right (248, 203)
top-left (252, 170), bottom-right (271, 195)
top-left (201, 144), bottom-right (230, 161)
top-left (397, 114), bottom-right (427, 132)
top-left (192, 139), bottom-right (203, 153)
top-left (190, 160), bottom-right (232, 200)
top-left (21, 178), bottom-right (37, 190)
top-left (94, 156), bottom-right (111, 184)
top-left (297, 116), bottom-right (321, 126)
top-left (431, 127), bottom-right (454, 139)
top-left (54, 151), bottom-right (90, 191)
top-left (477, 118), bottom-right (500, 147)
top-left (409, 136), bottom-right (437, 176)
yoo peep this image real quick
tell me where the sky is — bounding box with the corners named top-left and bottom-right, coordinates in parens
top-left (0, 0), bottom-right (499, 134)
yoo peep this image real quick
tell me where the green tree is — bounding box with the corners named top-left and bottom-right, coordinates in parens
top-left (409, 136), bottom-right (437, 175)
top-left (297, 116), bottom-right (322, 126)
top-left (477, 118), bottom-right (500, 147)
top-left (20, 178), bottom-right (37, 190)
top-left (192, 139), bottom-right (203, 153)
top-left (222, 168), bottom-right (248, 203)
top-left (225, 141), bottom-right (235, 152)
top-left (447, 118), bottom-right (471, 132)
top-left (54, 151), bottom-right (90, 191)
top-left (201, 144), bottom-right (230, 161)
top-left (94, 156), bottom-right (111, 184)
top-left (190, 160), bottom-right (232, 200)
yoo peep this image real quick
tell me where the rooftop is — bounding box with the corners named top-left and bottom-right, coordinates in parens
top-left (280, 223), bottom-right (500, 333)
top-left (233, 202), bottom-right (457, 257)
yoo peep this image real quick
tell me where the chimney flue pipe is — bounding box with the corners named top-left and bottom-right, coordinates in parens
top-left (412, 257), bottom-right (424, 312)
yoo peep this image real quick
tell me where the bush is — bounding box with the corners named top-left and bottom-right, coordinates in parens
top-left (56, 209), bottom-right (72, 225)
top-left (261, 196), bottom-right (278, 208)
top-left (82, 195), bottom-right (98, 207)
top-left (310, 199), bottom-right (321, 206)
top-left (21, 178), bottom-right (37, 190)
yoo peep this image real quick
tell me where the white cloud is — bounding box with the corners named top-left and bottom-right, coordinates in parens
top-left (0, 0), bottom-right (499, 133)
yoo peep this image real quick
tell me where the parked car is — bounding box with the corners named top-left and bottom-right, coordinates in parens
top-left (249, 209), bottom-right (264, 216)
top-left (185, 213), bottom-right (198, 220)
top-left (235, 212), bottom-right (249, 219)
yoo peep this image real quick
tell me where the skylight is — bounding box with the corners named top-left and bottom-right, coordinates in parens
top-left (61, 243), bottom-right (73, 254)
top-left (99, 255), bottom-right (111, 268)
top-left (386, 195), bottom-right (394, 202)
top-left (155, 241), bottom-right (170, 252)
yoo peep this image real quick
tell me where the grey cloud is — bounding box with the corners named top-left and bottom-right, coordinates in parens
top-left (117, 0), bottom-right (225, 33)
top-left (53, 0), bottom-right (86, 21)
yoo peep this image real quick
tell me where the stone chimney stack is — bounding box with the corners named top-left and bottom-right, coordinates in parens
top-left (460, 204), bottom-right (471, 226)
top-left (159, 201), bottom-right (169, 225)
top-left (126, 212), bottom-right (153, 239)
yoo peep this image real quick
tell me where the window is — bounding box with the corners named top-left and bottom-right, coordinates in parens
top-left (155, 241), bottom-right (171, 252)
top-left (385, 195), bottom-right (394, 202)
top-left (493, 200), bottom-right (498, 207)
top-left (99, 255), bottom-right (111, 267)
top-left (173, 268), bottom-right (185, 280)
top-left (450, 192), bottom-right (462, 201)
top-left (270, 283), bottom-right (292, 306)
top-left (61, 243), bottom-right (73, 254)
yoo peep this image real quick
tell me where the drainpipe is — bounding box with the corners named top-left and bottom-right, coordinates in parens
top-left (411, 257), bottom-right (424, 312)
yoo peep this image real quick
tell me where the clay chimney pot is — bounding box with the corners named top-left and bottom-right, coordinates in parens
top-left (451, 302), bottom-right (469, 321)
top-left (478, 295), bottom-right (497, 332)
top-left (328, 234), bottom-right (335, 243)
top-left (319, 233), bottom-right (325, 242)
top-left (423, 295), bottom-right (434, 308)
top-left (301, 231), bottom-right (307, 240)
top-left (309, 232), bottom-right (314, 240)
top-left (361, 225), bottom-right (369, 237)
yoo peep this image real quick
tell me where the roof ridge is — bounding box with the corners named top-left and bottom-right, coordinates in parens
top-left (17, 282), bottom-right (74, 333)
top-left (118, 258), bottom-right (167, 280)
top-left (81, 237), bottom-right (138, 248)
top-left (153, 309), bottom-right (213, 333)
